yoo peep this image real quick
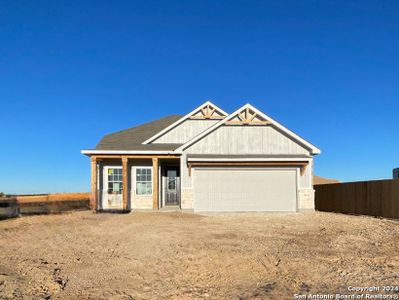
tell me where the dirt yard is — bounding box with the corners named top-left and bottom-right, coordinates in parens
top-left (0, 211), bottom-right (398, 299)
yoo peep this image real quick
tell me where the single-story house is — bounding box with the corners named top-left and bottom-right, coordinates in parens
top-left (82, 102), bottom-right (320, 212)
top-left (313, 176), bottom-right (339, 185)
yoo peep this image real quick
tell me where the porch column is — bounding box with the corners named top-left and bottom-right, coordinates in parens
top-left (90, 156), bottom-right (97, 210)
top-left (152, 157), bottom-right (159, 209)
top-left (122, 156), bottom-right (129, 210)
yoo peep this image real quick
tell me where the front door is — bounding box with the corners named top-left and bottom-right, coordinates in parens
top-left (165, 167), bottom-right (180, 206)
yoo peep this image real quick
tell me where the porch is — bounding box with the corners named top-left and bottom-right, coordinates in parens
top-left (90, 155), bottom-right (181, 212)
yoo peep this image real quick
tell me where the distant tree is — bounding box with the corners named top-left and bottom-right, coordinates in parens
top-left (0, 192), bottom-right (4, 197)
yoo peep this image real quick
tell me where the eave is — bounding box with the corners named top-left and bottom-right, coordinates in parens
top-left (81, 149), bottom-right (181, 157)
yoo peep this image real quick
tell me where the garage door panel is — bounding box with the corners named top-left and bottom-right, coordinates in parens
top-left (194, 168), bottom-right (297, 212)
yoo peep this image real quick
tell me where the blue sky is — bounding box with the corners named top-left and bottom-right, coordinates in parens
top-left (1, 1), bottom-right (398, 194)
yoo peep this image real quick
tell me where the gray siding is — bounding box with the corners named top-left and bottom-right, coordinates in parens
top-left (181, 153), bottom-right (190, 188)
top-left (185, 125), bottom-right (311, 155)
top-left (181, 125), bottom-right (313, 190)
top-left (152, 119), bottom-right (219, 144)
top-left (299, 158), bottom-right (312, 189)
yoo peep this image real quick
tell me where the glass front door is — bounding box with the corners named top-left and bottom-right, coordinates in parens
top-left (165, 167), bottom-right (180, 205)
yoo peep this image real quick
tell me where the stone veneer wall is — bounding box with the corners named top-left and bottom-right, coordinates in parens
top-left (298, 189), bottom-right (315, 211)
top-left (130, 194), bottom-right (152, 209)
top-left (181, 188), bottom-right (194, 210)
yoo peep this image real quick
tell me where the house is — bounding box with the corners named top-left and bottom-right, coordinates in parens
top-left (313, 176), bottom-right (339, 185)
top-left (81, 102), bottom-right (321, 212)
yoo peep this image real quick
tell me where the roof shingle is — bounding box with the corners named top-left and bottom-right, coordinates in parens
top-left (95, 115), bottom-right (182, 151)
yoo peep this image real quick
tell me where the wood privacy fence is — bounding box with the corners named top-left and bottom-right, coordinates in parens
top-left (315, 179), bottom-right (399, 219)
top-left (0, 193), bottom-right (90, 219)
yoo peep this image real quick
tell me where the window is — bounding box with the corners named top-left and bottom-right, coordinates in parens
top-left (136, 167), bottom-right (152, 195)
top-left (107, 168), bottom-right (123, 195)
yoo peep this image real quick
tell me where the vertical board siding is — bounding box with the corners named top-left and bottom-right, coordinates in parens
top-left (181, 126), bottom-right (313, 189)
top-left (299, 159), bottom-right (312, 188)
top-left (152, 119), bottom-right (219, 144)
top-left (186, 125), bottom-right (310, 155)
top-left (181, 124), bottom-right (312, 189)
top-left (315, 179), bottom-right (399, 219)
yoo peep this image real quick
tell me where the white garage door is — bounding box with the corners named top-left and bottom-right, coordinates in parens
top-left (194, 168), bottom-right (297, 212)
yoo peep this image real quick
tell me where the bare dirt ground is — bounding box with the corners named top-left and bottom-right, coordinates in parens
top-left (0, 211), bottom-right (398, 299)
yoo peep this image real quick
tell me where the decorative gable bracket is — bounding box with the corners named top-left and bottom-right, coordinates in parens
top-left (189, 103), bottom-right (227, 120)
top-left (167, 103), bottom-right (321, 155)
top-left (225, 107), bottom-right (271, 126)
top-left (142, 101), bottom-right (228, 144)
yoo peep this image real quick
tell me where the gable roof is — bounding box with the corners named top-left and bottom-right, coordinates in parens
top-left (142, 101), bottom-right (228, 144)
top-left (93, 115), bottom-right (183, 151)
top-left (175, 103), bottom-right (321, 155)
top-left (81, 102), bottom-right (321, 156)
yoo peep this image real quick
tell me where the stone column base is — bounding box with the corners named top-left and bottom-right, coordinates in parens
top-left (181, 188), bottom-right (194, 209)
top-left (298, 189), bottom-right (315, 211)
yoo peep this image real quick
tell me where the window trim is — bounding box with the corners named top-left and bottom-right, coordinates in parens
top-left (133, 166), bottom-right (153, 196)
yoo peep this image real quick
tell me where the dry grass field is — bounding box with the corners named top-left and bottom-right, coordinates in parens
top-left (0, 211), bottom-right (398, 299)
top-left (16, 193), bottom-right (90, 203)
